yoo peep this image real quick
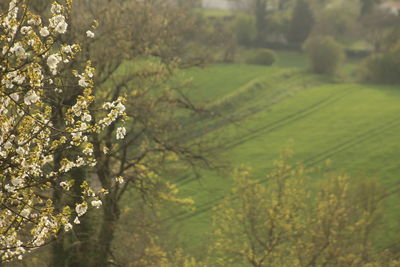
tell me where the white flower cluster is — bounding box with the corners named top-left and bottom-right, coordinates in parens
top-left (0, 1), bottom-right (125, 262)
top-left (47, 53), bottom-right (62, 75)
top-left (99, 99), bottom-right (127, 132)
top-left (116, 127), bottom-right (126, 139)
top-left (115, 176), bottom-right (124, 184)
top-left (86, 30), bottom-right (95, 38)
top-left (49, 14), bottom-right (67, 34)
top-left (75, 203), bottom-right (88, 217)
top-left (9, 43), bottom-right (27, 59)
top-left (24, 90), bottom-right (40, 105)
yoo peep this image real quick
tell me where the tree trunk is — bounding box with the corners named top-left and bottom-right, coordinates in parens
top-left (52, 186), bottom-right (68, 266)
top-left (92, 196), bottom-right (120, 267)
top-left (64, 169), bottom-right (96, 267)
top-left (255, 0), bottom-right (267, 45)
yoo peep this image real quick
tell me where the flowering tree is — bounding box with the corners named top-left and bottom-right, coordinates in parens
top-left (0, 0), bottom-right (125, 262)
top-left (0, 0), bottom-right (215, 265)
top-left (210, 151), bottom-right (399, 266)
top-left (46, 1), bottom-right (216, 266)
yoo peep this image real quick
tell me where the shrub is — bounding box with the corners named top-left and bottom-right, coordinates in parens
top-left (303, 36), bottom-right (346, 75)
top-left (360, 43), bottom-right (400, 84)
top-left (233, 15), bottom-right (256, 46)
top-left (246, 49), bottom-right (276, 66)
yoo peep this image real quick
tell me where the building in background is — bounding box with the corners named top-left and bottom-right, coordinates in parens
top-left (202, 0), bottom-right (232, 10)
top-left (380, 1), bottom-right (400, 15)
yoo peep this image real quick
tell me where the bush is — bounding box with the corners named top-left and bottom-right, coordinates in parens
top-left (246, 49), bottom-right (276, 66)
top-left (233, 15), bottom-right (256, 46)
top-left (360, 43), bottom-right (400, 84)
top-left (303, 36), bottom-right (346, 75)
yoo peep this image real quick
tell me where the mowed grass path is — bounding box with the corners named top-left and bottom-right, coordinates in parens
top-left (172, 63), bottom-right (400, 255)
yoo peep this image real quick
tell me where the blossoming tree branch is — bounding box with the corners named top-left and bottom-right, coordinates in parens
top-left (0, 0), bottom-right (126, 262)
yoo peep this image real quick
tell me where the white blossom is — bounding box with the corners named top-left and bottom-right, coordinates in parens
top-left (73, 217), bottom-right (80, 224)
top-left (82, 113), bottom-right (92, 122)
top-left (60, 181), bottom-right (71, 191)
top-left (82, 146), bottom-right (93, 155)
top-left (20, 26), bottom-right (31, 35)
top-left (115, 176), bottom-right (124, 184)
top-left (116, 127), bottom-right (126, 139)
top-left (86, 30), bottom-right (95, 38)
top-left (24, 90), bottom-right (40, 105)
top-left (16, 147), bottom-right (24, 155)
top-left (62, 45), bottom-right (72, 54)
top-left (47, 54), bottom-right (61, 72)
top-left (64, 223), bottom-right (73, 232)
top-left (115, 102), bottom-right (126, 113)
top-left (2, 46), bottom-right (8, 55)
top-left (39, 26), bottom-right (49, 37)
top-left (11, 177), bottom-right (23, 187)
top-left (5, 184), bottom-right (16, 193)
top-left (91, 200), bottom-right (102, 208)
top-left (10, 93), bottom-right (19, 101)
top-left (51, 4), bottom-right (62, 14)
top-left (10, 43), bottom-right (26, 58)
top-left (78, 76), bottom-right (88, 87)
top-left (75, 203), bottom-right (87, 217)
top-left (27, 17), bottom-right (41, 25)
top-left (102, 146), bottom-right (109, 154)
top-left (4, 141), bottom-right (12, 150)
top-left (102, 102), bottom-right (114, 109)
top-left (55, 22), bottom-right (68, 34)
top-left (50, 15), bottom-right (68, 34)
top-left (20, 209), bottom-right (30, 218)
top-left (27, 39), bottom-right (35, 47)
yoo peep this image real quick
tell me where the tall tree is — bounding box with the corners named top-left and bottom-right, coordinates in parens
top-left (287, 0), bottom-right (314, 44)
top-left (360, 0), bottom-right (382, 16)
top-left (46, 1), bottom-right (215, 266)
top-left (229, 0), bottom-right (269, 44)
top-left (255, 0), bottom-right (268, 44)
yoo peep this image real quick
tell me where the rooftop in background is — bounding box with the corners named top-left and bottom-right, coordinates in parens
top-left (380, 1), bottom-right (400, 15)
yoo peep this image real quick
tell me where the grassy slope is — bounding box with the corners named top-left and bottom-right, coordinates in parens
top-left (172, 56), bottom-right (400, 255)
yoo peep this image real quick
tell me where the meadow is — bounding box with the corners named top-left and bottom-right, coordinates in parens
top-left (171, 51), bottom-right (400, 255)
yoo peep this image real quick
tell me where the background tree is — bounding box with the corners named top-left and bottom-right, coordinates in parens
top-left (360, 43), bottom-right (400, 84)
top-left (210, 151), bottom-right (398, 266)
top-left (229, 0), bottom-right (269, 44)
top-left (303, 35), bottom-right (346, 75)
top-left (360, 7), bottom-right (399, 52)
top-left (310, 2), bottom-right (359, 42)
top-left (254, 0), bottom-right (268, 44)
top-left (287, 0), bottom-right (314, 44)
top-left (360, 0), bottom-right (382, 16)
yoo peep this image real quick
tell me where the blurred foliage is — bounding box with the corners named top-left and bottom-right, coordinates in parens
top-left (246, 49), bottom-right (277, 65)
top-left (360, 43), bottom-right (400, 84)
top-left (210, 150), bottom-right (400, 266)
top-left (303, 36), bottom-right (346, 75)
top-left (234, 14), bottom-right (257, 46)
top-left (287, 0), bottom-right (314, 44)
top-left (311, 2), bottom-right (359, 42)
top-left (360, 7), bottom-right (400, 52)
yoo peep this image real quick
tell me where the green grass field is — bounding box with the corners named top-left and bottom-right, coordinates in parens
top-left (170, 58), bottom-right (400, 256)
